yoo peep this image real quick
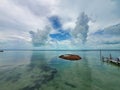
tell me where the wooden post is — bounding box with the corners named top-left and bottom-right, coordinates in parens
top-left (110, 53), bottom-right (112, 59)
top-left (100, 50), bottom-right (101, 60)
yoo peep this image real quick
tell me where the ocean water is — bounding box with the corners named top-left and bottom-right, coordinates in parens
top-left (0, 50), bottom-right (120, 90)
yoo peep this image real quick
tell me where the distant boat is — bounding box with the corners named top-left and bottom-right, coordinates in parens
top-left (0, 50), bottom-right (4, 52)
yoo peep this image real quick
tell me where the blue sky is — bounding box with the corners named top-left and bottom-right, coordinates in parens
top-left (0, 0), bottom-right (120, 49)
top-left (49, 16), bottom-right (71, 41)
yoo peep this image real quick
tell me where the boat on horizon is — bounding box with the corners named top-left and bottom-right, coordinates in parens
top-left (0, 50), bottom-right (4, 52)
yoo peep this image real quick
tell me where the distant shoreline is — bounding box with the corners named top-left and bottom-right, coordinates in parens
top-left (0, 49), bottom-right (120, 51)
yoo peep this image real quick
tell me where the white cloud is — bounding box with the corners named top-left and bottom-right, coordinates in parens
top-left (88, 21), bottom-right (101, 34)
top-left (62, 22), bottom-right (76, 30)
top-left (30, 26), bottom-right (52, 46)
top-left (56, 0), bottom-right (120, 27)
top-left (72, 12), bottom-right (90, 44)
top-left (0, 0), bottom-right (51, 48)
top-left (87, 23), bottom-right (120, 49)
top-left (0, 0), bottom-right (120, 49)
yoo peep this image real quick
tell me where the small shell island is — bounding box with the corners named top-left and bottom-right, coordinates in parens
top-left (59, 54), bottom-right (82, 61)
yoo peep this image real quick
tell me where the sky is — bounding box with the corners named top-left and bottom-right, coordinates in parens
top-left (0, 0), bottom-right (120, 49)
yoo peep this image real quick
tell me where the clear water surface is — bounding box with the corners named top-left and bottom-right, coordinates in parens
top-left (0, 50), bottom-right (120, 90)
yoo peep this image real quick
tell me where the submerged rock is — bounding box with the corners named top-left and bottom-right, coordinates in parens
top-left (59, 54), bottom-right (82, 61)
top-left (20, 65), bottom-right (57, 90)
top-left (41, 65), bottom-right (53, 72)
top-left (64, 82), bottom-right (76, 88)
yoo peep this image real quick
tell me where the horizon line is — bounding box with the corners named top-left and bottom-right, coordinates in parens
top-left (0, 49), bottom-right (120, 51)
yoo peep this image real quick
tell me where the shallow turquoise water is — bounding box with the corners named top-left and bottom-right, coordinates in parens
top-left (0, 51), bottom-right (120, 90)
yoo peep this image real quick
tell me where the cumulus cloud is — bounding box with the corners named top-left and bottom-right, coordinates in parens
top-left (72, 12), bottom-right (90, 44)
top-left (0, 0), bottom-right (120, 49)
top-left (0, 0), bottom-right (51, 49)
top-left (29, 26), bottom-right (51, 46)
top-left (87, 23), bottom-right (120, 49)
top-left (92, 23), bottom-right (120, 36)
top-left (57, 0), bottom-right (120, 26)
top-left (101, 24), bottom-right (120, 36)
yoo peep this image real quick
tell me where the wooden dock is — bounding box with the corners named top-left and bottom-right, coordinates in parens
top-left (109, 59), bottom-right (120, 65)
top-left (99, 50), bottom-right (120, 66)
top-left (102, 54), bottom-right (120, 65)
